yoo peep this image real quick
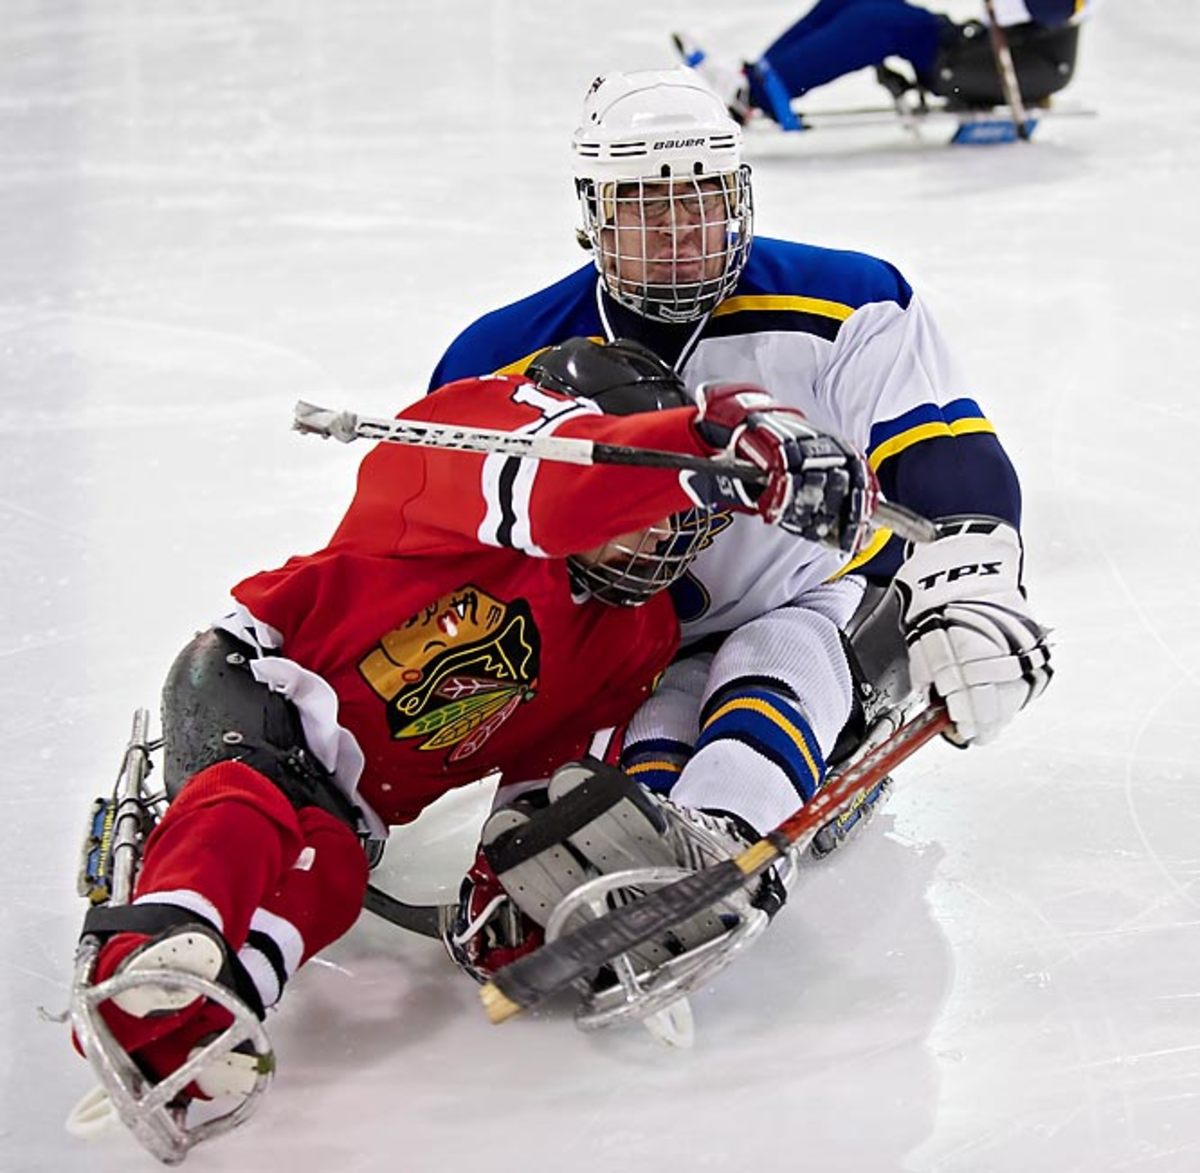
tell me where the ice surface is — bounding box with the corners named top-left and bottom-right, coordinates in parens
top-left (3, 2), bottom-right (1200, 1170)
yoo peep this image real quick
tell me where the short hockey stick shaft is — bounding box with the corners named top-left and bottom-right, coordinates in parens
top-left (479, 704), bottom-right (950, 1023)
top-left (981, 0), bottom-right (1031, 139)
top-left (362, 884), bottom-right (450, 939)
top-left (293, 400), bottom-right (937, 545)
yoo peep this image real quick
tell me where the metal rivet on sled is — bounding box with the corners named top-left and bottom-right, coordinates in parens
top-left (222, 730), bottom-right (244, 745)
top-left (225, 653), bottom-right (246, 666)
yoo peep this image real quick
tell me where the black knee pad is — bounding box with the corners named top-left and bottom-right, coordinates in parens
top-left (846, 586), bottom-right (910, 704)
top-left (161, 628), bottom-right (359, 828)
top-left (827, 587), bottom-right (913, 767)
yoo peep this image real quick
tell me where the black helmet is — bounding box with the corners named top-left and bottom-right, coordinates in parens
top-left (526, 338), bottom-right (713, 607)
top-left (527, 336), bottom-right (690, 415)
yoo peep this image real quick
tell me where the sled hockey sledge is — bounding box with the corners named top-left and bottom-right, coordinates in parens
top-left (726, 12), bottom-right (1093, 145)
top-left (58, 677), bottom-right (935, 1159)
top-left (479, 700), bottom-right (946, 1034)
top-left (62, 710), bottom-right (274, 1166)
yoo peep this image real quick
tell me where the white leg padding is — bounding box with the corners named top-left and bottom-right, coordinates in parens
top-left (110, 931), bottom-right (225, 1018)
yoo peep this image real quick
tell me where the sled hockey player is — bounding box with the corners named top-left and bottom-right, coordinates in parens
top-left (68, 336), bottom-right (875, 1156)
top-left (672, 0), bottom-right (1090, 130)
top-left (429, 65), bottom-right (1054, 962)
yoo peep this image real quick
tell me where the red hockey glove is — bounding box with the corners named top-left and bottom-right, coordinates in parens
top-left (689, 382), bottom-right (877, 555)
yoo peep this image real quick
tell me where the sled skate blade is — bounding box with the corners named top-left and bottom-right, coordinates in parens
top-left (65, 1083), bottom-right (119, 1138)
top-left (69, 939), bottom-right (274, 1165)
top-left (950, 116), bottom-right (1038, 144)
top-left (544, 867), bottom-right (770, 1042)
top-left (633, 989), bottom-right (694, 1048)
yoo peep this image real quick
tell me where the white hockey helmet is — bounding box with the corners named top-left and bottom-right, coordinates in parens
top-left (572, 67), bottom-right (753, 324)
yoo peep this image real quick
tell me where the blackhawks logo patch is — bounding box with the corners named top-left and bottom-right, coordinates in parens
top-left (358, 586), bottom-right (539, 763)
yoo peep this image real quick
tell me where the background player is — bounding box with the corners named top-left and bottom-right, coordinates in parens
top-left (672, 0), bottom-right (1090, 126)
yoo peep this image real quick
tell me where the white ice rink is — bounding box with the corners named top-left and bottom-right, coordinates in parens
top-left (4, 2), bottom-right (1200, 1170)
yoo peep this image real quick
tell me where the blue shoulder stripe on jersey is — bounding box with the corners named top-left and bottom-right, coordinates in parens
top-left (867, 397), bottom-right (996, 470)
top-left (428, 265), bottom-right (601, 390)
top-left (739, 237), bottom-right (914, 312)
top-left (429, 241), bottom-right (915, 390)
top-left (697, 687), bottom-right (825, 804)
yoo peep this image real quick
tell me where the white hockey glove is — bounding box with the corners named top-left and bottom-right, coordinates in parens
top-left (689, 382), bottom-right (878, 555)
top-left (895, 517), bottom-right (1052, 746)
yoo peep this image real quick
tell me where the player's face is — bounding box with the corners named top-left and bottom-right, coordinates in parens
top-left (598, 177), bottom-right (731, 295)
top-left (575, 519), bottom-right (676, 571)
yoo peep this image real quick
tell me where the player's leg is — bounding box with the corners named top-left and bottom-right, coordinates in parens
top-left (751, 1), bottom-right (945, 107)
top-left (81, 629), bottom-right (366, 1091)
top-left (762, 0), bottom-right (867, 59)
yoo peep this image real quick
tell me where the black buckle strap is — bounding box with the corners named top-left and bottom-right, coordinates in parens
top-left (81, 902), bottom-right (265, 1020)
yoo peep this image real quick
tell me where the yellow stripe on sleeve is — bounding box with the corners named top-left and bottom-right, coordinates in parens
top-left (828, 526), bottom-right (893, 579)
top-left (868, 416), bottom-right (996, 471)
top-left (710, 294), bottom-right (855, 322)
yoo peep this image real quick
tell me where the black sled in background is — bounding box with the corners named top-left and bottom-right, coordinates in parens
top-left (759, 18), bottom-right (1093, 145)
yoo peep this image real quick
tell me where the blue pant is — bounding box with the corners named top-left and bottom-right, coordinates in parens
top-left (749, 0), bottom-right (945, 109)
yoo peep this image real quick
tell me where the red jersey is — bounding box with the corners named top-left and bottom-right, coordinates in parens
top-left (232, 374), bottom-right (712, 825)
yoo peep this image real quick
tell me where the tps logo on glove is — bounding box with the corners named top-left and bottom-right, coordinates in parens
top-left (913, 559), bottom-right (1003, 591)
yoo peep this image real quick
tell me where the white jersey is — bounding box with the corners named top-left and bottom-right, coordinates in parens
top-left (431, 236), bottom-right (1020, 641)
top-left (665, 285), bottom-right (963, 641)
top-left (436, 237), bottom-right (1017, 623)
top-left (431, 236), bottom-right (1024, 822)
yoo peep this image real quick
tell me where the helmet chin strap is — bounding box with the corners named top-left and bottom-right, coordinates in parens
top-left (639, 280), bottom-right (722, 320)
top-left (595, 280), bottom-right (711, 373)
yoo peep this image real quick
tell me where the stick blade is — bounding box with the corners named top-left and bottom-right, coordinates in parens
top-left (482, 860), bottom-right (747, 1018)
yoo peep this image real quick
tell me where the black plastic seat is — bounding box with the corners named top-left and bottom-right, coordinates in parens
top-left (919, 21), bottom-right (1081, 108)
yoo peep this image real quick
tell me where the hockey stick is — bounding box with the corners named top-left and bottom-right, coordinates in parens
top-left (478, 703), bottom-right (951, 1023)
top-left (981, 0), bottom-right (1032, 140)
top-left (293, 400), bottom-right (937, 546)
top-left (363, 883), bottom-right (453, 938)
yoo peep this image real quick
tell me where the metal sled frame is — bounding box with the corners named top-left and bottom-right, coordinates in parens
top-left (536, 696), bottom-right (920, 1040)
top-left (543, 860), bottom-right (794, 1044)
top-left (773, 93), bottom-right (1095, 143)
top-left (69, 952), bottom-right (274, 1165)
top-left (66, 709), bottom-right (275, 1165)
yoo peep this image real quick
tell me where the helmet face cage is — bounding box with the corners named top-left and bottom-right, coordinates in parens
top-left (568, 508), bottom-right (715, 606)
top-left (578, 166), bottom-right (753, 324)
